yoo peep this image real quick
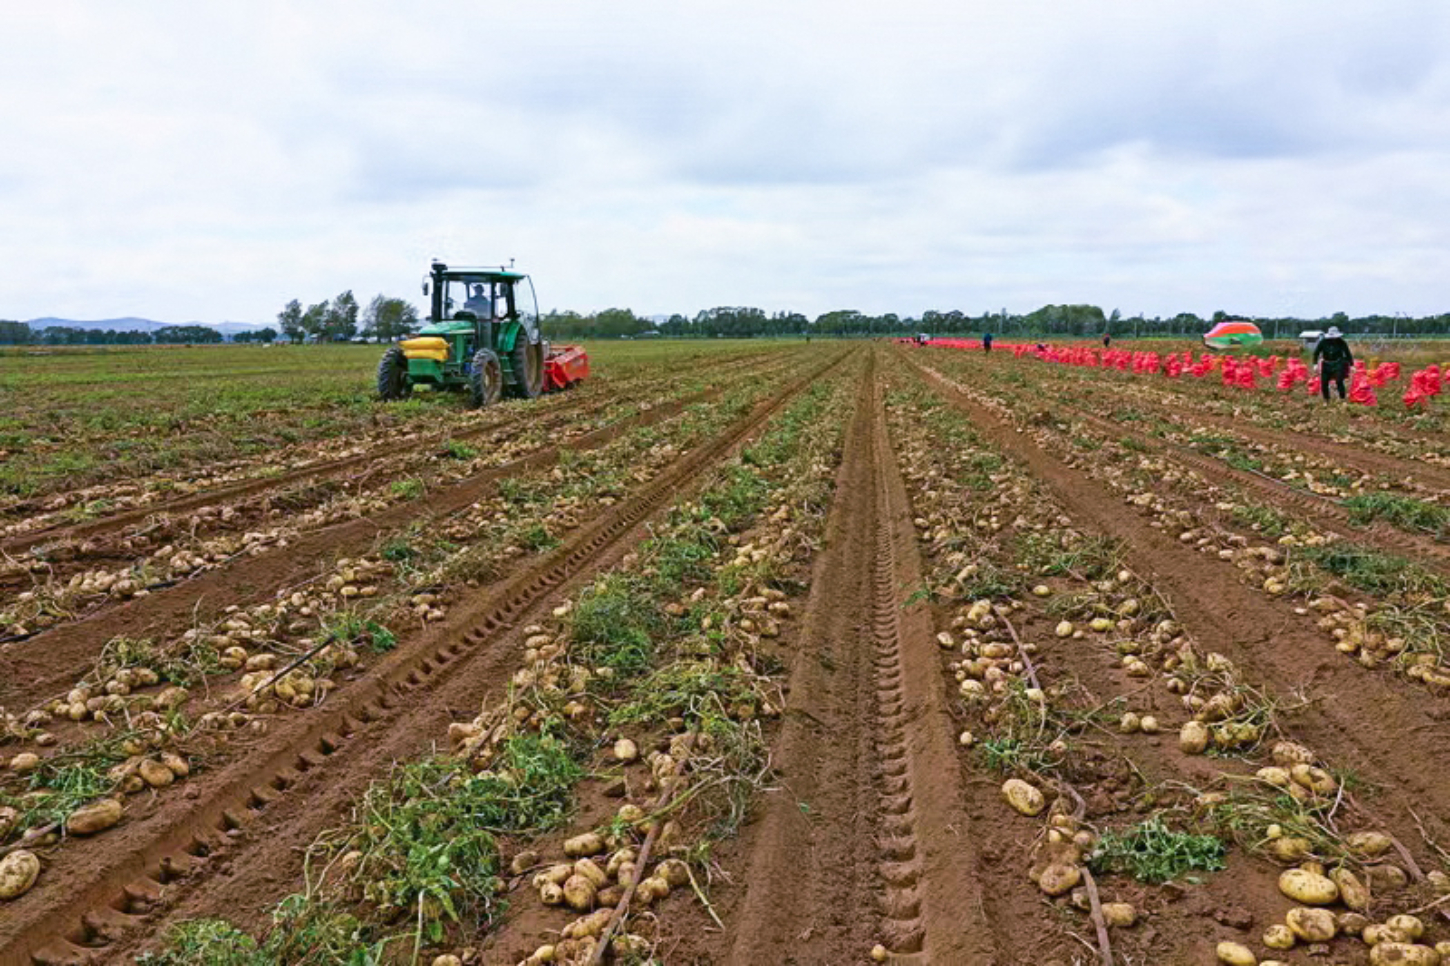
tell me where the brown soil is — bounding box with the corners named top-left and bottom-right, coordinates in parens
top-left (12, 345), bottom-right (1450, 966)
top-left (1, 350), bottom-right (850, 966)
top-left (722, 355), bottom-right (999, 965)
top-left (0, 379), bottom-right (743, 711)
top-left (903, 352), bottom-right (1450, 853)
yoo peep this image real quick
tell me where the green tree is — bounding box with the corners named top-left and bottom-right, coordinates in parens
top-left (277, 299), bottom-right (305, 343)
top-left (300, 300), bottom-right (330, 341)
top-left (324, 290), bottom-right (360, 342)
top-left (361, 295), bottom-right (419, 342)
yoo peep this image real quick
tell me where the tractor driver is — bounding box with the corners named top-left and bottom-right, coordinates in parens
top-left (464, 283), bottom-right (494, 319)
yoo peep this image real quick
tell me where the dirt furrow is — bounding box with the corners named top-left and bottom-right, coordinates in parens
top-left (901, 351), bottom-right (1450, 849)
top-left (0, 350), bottom-right (852, 966)
top-left (727, 352), bottom-right (995, 965)
top-left (0, 379), bottom-right (747, 710)
top-left (0, 351), bottom-right (787, 541)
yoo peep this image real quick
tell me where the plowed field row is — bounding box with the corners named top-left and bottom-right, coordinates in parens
top-left (0, 348), bottom-right (851, 965)
top-left (0, 353), bottom-right (799, 710)
top-left (5, 343), bottom-right (1450, 966)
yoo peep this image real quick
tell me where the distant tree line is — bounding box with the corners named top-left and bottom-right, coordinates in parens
top-left (274, 292), bottom-right (418, 343)
top-left (0, 321), bottom-right (253, 345)
top-left (8, 303), bottom-right (1450, 349)
top-left (547, 305), bottom-right (1450, 340)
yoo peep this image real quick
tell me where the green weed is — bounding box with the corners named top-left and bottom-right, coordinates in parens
top-left (1344, 491), bottom-right (1450, 538)
top-left (1088, 816), bottom-right (1226, 883)
top-left (389, 478), bottom-right (424, 500)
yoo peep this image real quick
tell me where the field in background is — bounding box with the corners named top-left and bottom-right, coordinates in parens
top-left (0, 340), bottom-right (773, 499)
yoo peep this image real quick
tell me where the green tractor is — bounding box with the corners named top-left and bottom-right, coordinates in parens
top-left (377, 260), bottom-right (547, 407)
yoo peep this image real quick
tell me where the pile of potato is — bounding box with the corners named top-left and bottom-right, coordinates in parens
top-left (512, 832), bottom-right (687, 966)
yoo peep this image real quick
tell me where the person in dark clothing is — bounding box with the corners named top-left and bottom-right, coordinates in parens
top-left (982, 331), bottom-right (993, 353)
top-left (1102, 333), bottom-right (1112, 348)
top-left (1313, 326), bottom-right (1353, 401)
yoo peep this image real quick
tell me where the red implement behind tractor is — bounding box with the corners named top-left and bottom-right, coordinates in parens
top-left (545, 344), bottom-right (589, 391)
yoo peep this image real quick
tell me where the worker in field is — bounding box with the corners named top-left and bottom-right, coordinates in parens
top-left (983, 331), bottom-right (993, 353)
top-left (1313, 326), bottom-right (1353, 401)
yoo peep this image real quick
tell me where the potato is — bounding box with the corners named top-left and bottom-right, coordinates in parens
top-left (8, 753), bottom-right (40, 774)
top-left (1038, 862), bottom-right (1082, 897)
top-left (66, 798), bottom-right (123, 836)
top-left (1348, 831), bottom-right (1394, 858)
top-left (1216, 941), bottom-right (1257, 965)
top-left (533, 863), bottom-right (573, 888)
top-left (138, 759), bottom-right (174, 788)
top-left (573, 858), bottom-right (607, 888)
top-left (1289, 763), bottom-right (1337, 795)
top-left (1001, 778), bottom-right (1045, 816)
top-left (1256, 766), bottom-right (1292, 789)
top-left (160, 752), bottom-right (190, 779)
top-left (636, 876), bottom-right (671, 905)
top-left (1101, 902), bottom-right (1136, 928)
top-left (562, 874), bottom-right (596, 911)
top-left (431, 956), bottom-right (462, 966)
top-left (1262, 924), bottom-right (1296, 950)
top-left (1369, 944), bottom-right (1441, 966)
top-left (1278, 867), bottom-right (1339, 905)
top-left (1138, 715), bottom-right (1160, 734)
top-left (1267, 836), bottom-right (1312, 863)
top-left (1271, 741), bottom-right (1314, 766)
top-left (1055, 621), bottom-right (1074, 638)
top-left (1331, 867), bottom-right (1369, 911)
top-left (655, 858), bottom-right (690, 888)
top-left (561, 909), bottom-right (613, 940)
top-left (1179, 721), bottom-right (1210, 754)
top-left (612, 738), bottom-right (638, 763)
top-left (563, 832), bottom-right (605, 857)
top-left (1386, 916), bottom-right (1425, 941)
top-left (1366, 924), bottom-right (1412, 946)
top-left (0, 850), bottom-right (41, 900)
top-left (1285, 906), bottom-right (1337, 942)
top-left (1365, 864), bottom-right (1410, 891)
top-left (1339, 912), bottom-right (1371, 936)
top-left (539, 881), bottom-right (564, 906)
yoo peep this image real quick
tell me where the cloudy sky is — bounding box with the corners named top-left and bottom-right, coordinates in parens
top-left (3, 1), bottom-right (1449, 325)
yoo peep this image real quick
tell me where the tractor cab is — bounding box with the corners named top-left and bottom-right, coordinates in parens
top-left (378, 261), bottom-right (549, 407)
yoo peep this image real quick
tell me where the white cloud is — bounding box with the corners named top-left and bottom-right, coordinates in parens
top-left (2, 0), bottom-right (1449, 324)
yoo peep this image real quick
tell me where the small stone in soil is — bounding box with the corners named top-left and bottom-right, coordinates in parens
top-left (1212, 906), bottom-right (1254, 930)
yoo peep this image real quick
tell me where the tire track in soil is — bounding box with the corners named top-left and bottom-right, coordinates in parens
top-left (727, 351), bottom-right (997, 965)
top-left (0, 349), bottom-right (854, 966)
top-left (0, 367), bottom-right (780, 710)
top-left (0, 351), bottom-right (786, 549)
top-left (902, 350), bottom-right (1450, 852)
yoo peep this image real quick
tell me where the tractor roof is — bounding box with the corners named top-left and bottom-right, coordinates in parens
top-left (434, 263), bottom-right (528, 283)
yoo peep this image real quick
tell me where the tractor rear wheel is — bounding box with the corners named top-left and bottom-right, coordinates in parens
top-left (508, 338), bottom-right (545, 398)
top-left (469, 348), bottom-right (504, 408)
top-left (377, 346), bottom-right (409, 401)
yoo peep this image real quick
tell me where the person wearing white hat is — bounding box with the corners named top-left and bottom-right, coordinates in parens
top-left (1313, 326), bottom-right (1353, 401)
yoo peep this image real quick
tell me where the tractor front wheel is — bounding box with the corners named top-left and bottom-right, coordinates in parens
top-left (469, 348), bottom-right (504, 408)
top-left (377, 346), bottom-right (409, 401)
top-left (508, 338), bottom-right (545, 398)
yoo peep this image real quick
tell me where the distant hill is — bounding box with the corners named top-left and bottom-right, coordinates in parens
top-left (23, 317), bottom-right (267, 337)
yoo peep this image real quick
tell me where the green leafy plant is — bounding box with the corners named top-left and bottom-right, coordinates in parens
top-left (1089, 816), bottom-right (1226, 883)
